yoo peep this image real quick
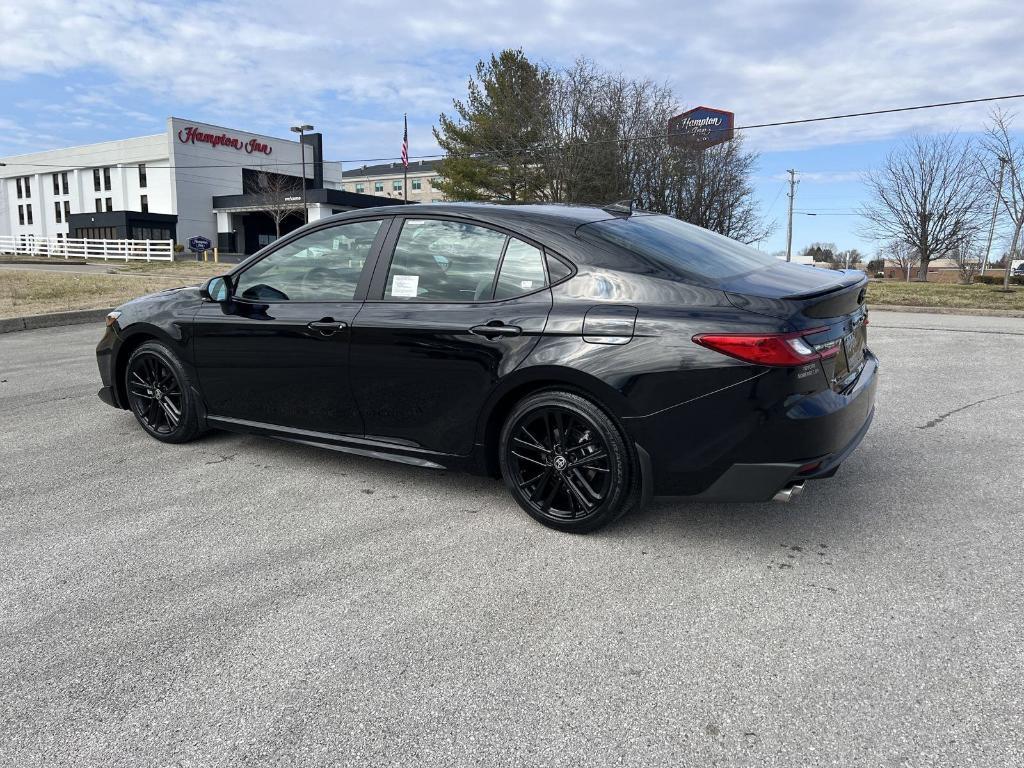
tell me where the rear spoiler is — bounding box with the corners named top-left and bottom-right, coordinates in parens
top-left (780, 270), bottom-right (867, 301)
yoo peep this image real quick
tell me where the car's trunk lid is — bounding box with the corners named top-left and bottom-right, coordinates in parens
top-left (722, 261), bottom-right (870, 391)
top-left (720, 261), bottom-right (866, 320)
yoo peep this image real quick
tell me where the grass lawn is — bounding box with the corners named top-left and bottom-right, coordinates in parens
top-left (0, 270), bottom-right (194, 319)
top-left (867, 280), bottom-right (1024, 311)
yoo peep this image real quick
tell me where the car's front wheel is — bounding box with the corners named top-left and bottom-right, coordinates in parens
top-left (124, 341), bottom-right (202, 443)
top-left (499, 390), bottom-right (639, 533)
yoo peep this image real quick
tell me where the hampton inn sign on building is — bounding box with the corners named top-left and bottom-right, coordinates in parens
top-left (0, 117), bottom-right (400, 255)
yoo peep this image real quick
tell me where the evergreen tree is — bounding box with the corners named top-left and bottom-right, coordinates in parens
top-left (433, 49), bottom-right (552, 203)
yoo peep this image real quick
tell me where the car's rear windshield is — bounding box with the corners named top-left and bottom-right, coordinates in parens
top-left (580, 214), bottom-right (776, 281)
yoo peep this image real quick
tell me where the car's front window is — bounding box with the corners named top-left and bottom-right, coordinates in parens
top-left (234, 220), bottom-right (383, 302)
top-left (580, 213), bottom-right (776, 281)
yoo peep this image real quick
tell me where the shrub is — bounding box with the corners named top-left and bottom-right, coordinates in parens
top-left (975, 273), bottom-right (1024, 286)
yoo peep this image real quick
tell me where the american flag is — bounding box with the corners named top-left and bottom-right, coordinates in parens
top-left (401, 114), bottom-right (409, 168)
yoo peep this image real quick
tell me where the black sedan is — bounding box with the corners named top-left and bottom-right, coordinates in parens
top-left (97, 203), bottom-right (877, 532)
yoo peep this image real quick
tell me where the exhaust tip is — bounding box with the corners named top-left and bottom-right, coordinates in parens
top-left (772, 482), bottom-right (805, 503)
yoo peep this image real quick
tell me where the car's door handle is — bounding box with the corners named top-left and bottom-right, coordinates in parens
top-left (469, 322), bottom-right (522, 339)
top-left (307, 319), bottom-right (347, 336)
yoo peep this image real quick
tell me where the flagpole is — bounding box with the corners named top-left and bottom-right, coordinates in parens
top-left (403, 113), bottom-right (408, 204)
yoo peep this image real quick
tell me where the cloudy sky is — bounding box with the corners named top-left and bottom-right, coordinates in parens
top-left (2, 0), bottom-right (1022, 254)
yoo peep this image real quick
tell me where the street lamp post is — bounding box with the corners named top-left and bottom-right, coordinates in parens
top-left (290, 124), bottom-right (314, 224)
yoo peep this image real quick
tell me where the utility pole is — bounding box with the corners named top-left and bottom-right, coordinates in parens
top-left (785, 169), bottom-right (798, 262)
top-left (981, 155), bottom-right (1007, 276)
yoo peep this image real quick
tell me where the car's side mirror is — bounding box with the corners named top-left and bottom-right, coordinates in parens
top-left (200, 275), bottom-right (231, 302)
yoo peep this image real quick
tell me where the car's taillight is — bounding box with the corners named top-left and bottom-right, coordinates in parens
top-left (692, 328), bottom-right (839, 367)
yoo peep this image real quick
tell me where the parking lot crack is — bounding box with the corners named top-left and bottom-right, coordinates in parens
top-left (917, 389), bottom-right (1024, 429)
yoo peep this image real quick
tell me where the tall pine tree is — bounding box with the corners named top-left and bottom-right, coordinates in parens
top-left (433, 49), bottom-right (552, 203)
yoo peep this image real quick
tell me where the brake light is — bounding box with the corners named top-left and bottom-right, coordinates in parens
top-left (692, 328), bottom-right (839, 367)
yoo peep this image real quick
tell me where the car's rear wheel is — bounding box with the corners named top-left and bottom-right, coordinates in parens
top-left (499, 390), bottom-right (638, 533)
top-left (125, 341), bottom-right (202, 443)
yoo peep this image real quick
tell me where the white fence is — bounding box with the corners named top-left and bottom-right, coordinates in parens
top-left (0, 235), bottom-right (174, 261)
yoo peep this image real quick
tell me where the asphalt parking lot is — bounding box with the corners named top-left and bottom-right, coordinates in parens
top-left (2, 311), bottom-right (1022, 767)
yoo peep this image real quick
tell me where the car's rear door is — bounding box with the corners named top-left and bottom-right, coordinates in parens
top-left (349, 216), bottom-right (553, 455)
top-left (193, 217), bottom-right (390, 436)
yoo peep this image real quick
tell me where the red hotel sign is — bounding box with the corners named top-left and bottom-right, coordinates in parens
top-left (177, 126), bottom-right (273, 156)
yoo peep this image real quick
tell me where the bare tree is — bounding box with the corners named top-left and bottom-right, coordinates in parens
top-left (950, 240), bottom-right (983, 284)
top-left (659, 135), bottom-right (774, 244)
top-left (860, 134), bottom-right (987, 281)
top-left (248, 170), bottom-right (304, 239)
top-left (882, 240), bottom-right (919, 282)
top-left (981, 109), bottom-right (1024, 290)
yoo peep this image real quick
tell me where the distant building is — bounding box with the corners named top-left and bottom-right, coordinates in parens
top-left (0, 118), bottom-right (402, 255)
top-left (341, 159), bottom-right (447, 203)
top-left (883, 257), bottom-right (961, 281)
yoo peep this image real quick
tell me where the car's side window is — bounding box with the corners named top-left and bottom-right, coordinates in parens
top-left (383, 219), bottom-right (507, 302)
top-left (494, 239), bottom-right (546, 300)
top-left (234, 219), bottom-right (383, 302)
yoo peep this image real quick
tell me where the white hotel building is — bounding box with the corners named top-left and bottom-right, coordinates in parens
top-left (0, 117), bottom-right (403, 255)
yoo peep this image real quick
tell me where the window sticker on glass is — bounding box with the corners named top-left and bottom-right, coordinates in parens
top-left (520, 280), bottom-right (534, 289)
top-left (391, 274), bottom-right (420, 297)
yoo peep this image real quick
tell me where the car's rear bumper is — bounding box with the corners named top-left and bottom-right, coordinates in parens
top-left (625, 350), bottom-right (878, 499)
top-left (691, 404), bottom-right (874, 501)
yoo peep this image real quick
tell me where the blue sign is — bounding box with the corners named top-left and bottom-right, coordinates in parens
top-left (188, 235), bottom-right (212, 253)
top-left (668, 106), bottom-right (735, 148)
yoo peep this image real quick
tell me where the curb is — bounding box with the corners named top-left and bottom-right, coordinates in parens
top-left (871, 304), bottom-right (1024, 318)
top-left (0, 308), bottom-right (114, 334)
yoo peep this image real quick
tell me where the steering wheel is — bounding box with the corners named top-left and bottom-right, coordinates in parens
top-left (303, 266), bottom-right (335, 293)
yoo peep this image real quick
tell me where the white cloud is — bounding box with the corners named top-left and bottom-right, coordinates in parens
top-left (1, 0), bottom-right (1022, 159)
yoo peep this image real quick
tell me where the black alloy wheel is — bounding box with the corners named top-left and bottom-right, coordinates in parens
top-left (125, 341), bottom-right (201, 443)
top-left (500, 391), bottom-right (636, 532)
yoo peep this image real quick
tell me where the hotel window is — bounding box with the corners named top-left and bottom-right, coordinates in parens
top-left (105, 197), bottom-right (113, 212)
top-left (17, 205), bottom-right (24, 225)
top-left (55, 201), bottom-right (62, 223)
top-left (138, 164), bottom-right (147, 188)
top-left (23, 177), bottom-right (31, 198)
top-left (374, 181), bottom-right (384, 192)
top-left (16, 178), bottom-right (23, 198)
top-left (93, 169), bottom-right (101, 192)
top-left (392, 180), bottom-right (402, 191)
top-left (355, 183), bottom-right (365, 193)
top-left (62, 172), bottom-right (69, 195)
top-left (63, 201), bottom-right (71, 221)
top-left (53, 173), bottom-right (61, 196)
top-left (411, 178), bottom-right (422, 190)
top-left (95, 199), bottom-right (103, 213)
top-left (140, 195), bottom-right (149, 213)
top-left (103, 167), bottom-right (111, 191)
top-left (25, 204), bottom-right (33, 225)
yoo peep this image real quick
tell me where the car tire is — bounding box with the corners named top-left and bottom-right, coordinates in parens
top-left (124, 340), bottom-right (203, 444)
top-left (499, 390), bottom-right (640, 533)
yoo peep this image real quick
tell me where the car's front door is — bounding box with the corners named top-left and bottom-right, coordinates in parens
top-left (350, 216), bottom-right (555, 455)
top-left (193, 217), bottom-right (389, 436)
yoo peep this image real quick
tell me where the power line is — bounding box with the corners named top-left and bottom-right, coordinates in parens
top-left (2, 92), bottom-right (1023, 171)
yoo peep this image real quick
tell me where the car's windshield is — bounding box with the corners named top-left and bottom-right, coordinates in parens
top-left (580, 213), bottom-right (776, 281)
